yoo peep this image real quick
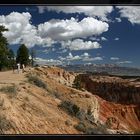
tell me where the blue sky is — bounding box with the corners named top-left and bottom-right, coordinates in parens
top-left (0, 6), bottom-right (140, 67)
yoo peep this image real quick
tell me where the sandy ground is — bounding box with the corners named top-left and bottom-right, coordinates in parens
top-left (0, 68), bottom-right (30, 84)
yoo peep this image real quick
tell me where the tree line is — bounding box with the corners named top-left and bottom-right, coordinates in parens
top-left (0, 25), bottom-right (36, 71)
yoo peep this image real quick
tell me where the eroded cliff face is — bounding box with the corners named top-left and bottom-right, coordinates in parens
top-left (73, 74), bottom-right (140, 132)
top-left (75, 74), bottom-right (140, 104)
top-left (34, 66), bottom-right (76, 87)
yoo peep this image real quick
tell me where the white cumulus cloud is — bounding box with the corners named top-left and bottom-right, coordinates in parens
top-left (117, 6), bottom-right (140, 25)
top-left (61, 39), bottom-right (101, 51)
top-left (0, 12), bottom-right (108, 50)
top-left (37, 6), bottom-right (113, 21)
top-left (0, 12), bottom-right (38, 47)
top-left (38, 17), bottom-right (109, 41)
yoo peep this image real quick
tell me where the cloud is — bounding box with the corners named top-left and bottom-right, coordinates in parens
top-left (81, 52), bottom-right (90, 57)
top-left (35, 57), bottom-right (63, 65)
top-left (89, 37), bottom-right (100, 41)
top-left (115, 17), bottom-right (122, 22)
top-left (37, 6), bottom-right (113, 21)
top-left (42, 48), bottom-right (56, 54)
top-left (59, 52), bottom-right (103, 62)
top-left (117, 6), bottom-right (140, 25)
top-left (67, 52), bottom-right (81, 60)
top-left (114, 37), bottom-right (119, 41)
top-left (0, 12), bottom-right (108, 50)
top-left (83, 56), bottom-right (103, 61)
top-left (0, 12), bottom-right (56, 48)
top-left (117, 61), bottom-right (132, 64)
top-left (110, 57), bottom-right (120, 60)
top-left (0, 12), bottom-right (38, 47)
top-left (57, 49), bottom-right (68, 54)
top-left (61, 39), bottom-right (101, 51)
top-left (38, 17), bottom-right (109, 41)
top-left (101, 37), bottom-right (107, 41)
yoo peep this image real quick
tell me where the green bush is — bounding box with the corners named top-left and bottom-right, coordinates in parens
top-left (27, 74), bottom-right (47, 89)
top-left (0, 114), bottom-right (12, 131)
top-left (0, 85), bottom-right (17, 95)
top-left (74, 122), bottom-right (86, 132)
top-left (59, 100), bottom-right (80, 116)
top-left (72, 76), bottom-right (82, 90)
top-left (75, 121), bottom-right (108, 134)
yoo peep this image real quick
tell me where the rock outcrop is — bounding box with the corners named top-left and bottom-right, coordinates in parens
top-left (74, 74), bottom-right (140, 104)
top-left (73, 74), bottom-right (140, 132)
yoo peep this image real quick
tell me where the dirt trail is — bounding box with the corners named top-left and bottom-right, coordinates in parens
top-left (0, 69), bottom-right (30, 85)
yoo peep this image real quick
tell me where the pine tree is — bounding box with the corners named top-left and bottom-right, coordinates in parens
top-left (30, 48), bottom-right (36, 67)
top-left (0, 25), bottom-right (9, 71)
top-left (16, 44), bottom-right (29, 66)
top-left (8, 49), bottom-right (15, 68)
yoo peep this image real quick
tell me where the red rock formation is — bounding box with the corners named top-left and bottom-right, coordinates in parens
top-left (74, 74), bottom-right (140, 132)
top-left (75, 74), bottom-right (140, 104)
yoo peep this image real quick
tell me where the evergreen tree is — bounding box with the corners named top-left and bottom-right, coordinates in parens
top-left (8, 49), bottom-right (15, 60)
top-left (16, 44), bottom-right (29, 66)
top-left (0, 25), bottom-right (9, 71)
top-left (8, 49), bottom-right (15, 68)
top-left (30, 48), bottom-right (36, 67)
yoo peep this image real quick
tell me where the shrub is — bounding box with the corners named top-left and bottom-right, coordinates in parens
top-left (75, 121), bottom-right (108, 134)
top-left (59, 100), bottom-right (109, 134)
top-left (0, 98), bottom-right (4, 107)
top-left (27, 74), bottom-right (47, 89)
top-left (59, 100), bottom-right (80, 116)
top-left (0, 114), bottom-right (12, 131)
top-left (85, 126), bottom-right (107, 134)
top-left (74, 122), bottom-right (86, 132)
top-left (76, 109), bottom-right (87, 121)
top-left (0, 85), bottom-right (17, 97)
top-left (72, 76), bottom-right (82, 90)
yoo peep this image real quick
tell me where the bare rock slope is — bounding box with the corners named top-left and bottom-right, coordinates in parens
top-left (0, 66), bottom-right (139, 134)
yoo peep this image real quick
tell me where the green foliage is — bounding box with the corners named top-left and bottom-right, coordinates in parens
top-left (16, 44), bottom-right (29, 66)
top-left (8, 49), bottom-right (15, 60)
top-left (0, 85), bottom-right (17, 94)
top-left (0, 114), bottom-right (12, 131)
top-left (59, 100), bottom-right (109, 134)
top-left (0, 25), bottom-right (12, 71)
top-left (75, 121), bottom-right (108, 134)
top-left (30, 48), bottom-right (36, 67)
top-left (74, 122), bottom-right (86, 132)
top-left (59, 100), bottom-right (80, 116)
top-left (27, 74), bottom-right (47, 89)
top-left (72, 76), bottom-right (82, 90)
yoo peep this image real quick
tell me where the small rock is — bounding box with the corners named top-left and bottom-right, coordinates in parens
top-left (65, 120), bottom-right (72, 126)
top-left (22, 86), bottom-right (26, 89)
top-left (85, 94), bottom-right (91, 98)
